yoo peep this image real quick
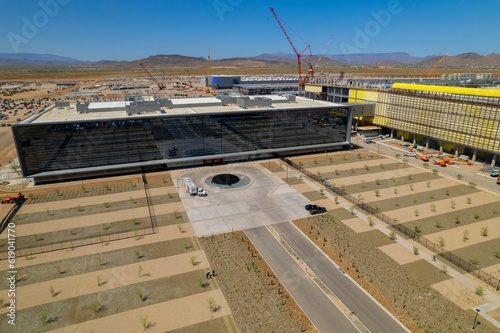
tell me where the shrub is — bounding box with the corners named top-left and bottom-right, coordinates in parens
top-left (434, 220), bottom-right (442, 228)
top-left (468, 181), bottom-right (477, 188)
top-left (444, 188), bottom-right (449, 196)
top-left (463, 230), bottom-right (470, 242)
top-left (409, 184), bottom-right (414, 191)
top-left (423, 163), bottom-right (429, 169)
top-left (414, 225), bottom-right (421, 233)
top-left (480, 227), bottom-right (488, 237)
top-left (190, 256), bottom-right (197, 266)
top-left (413, 246), bottom-right (419, 255)
top-left (438, 236), bottom-right (445, 247)
top-left (414, 209), bottom-right (419, 217)
top-left (395, 199), bottom-right (400, 207)
top-left (364, 164), bottom-right (369, 170)
top-left (469, 255), bottom-right (479, 265)
top-left (334, 196), bottom-right (339, 204)
top-left (473, 211), bottom-right (480, 219)
top-left (40, 309), bottom-right (50, 324)
top-left (375, 190), bottom-right (380, 197)
top-left (441, 264), bottom-right (448, 273)
top-left (393, 188), bottom-right (398, 194)
top-left (454, 215), bottom-right (461, 224)
top-left (466, 197), bottom-right (471, 204)
top-left (475, 286), bottom-right (484, 296)
top-left (375, 179), bottom-right (381, 185)
top-left (456, 174), bottom-right (463, 180)
top-left (430, 203), bottom-right (436, 212)
top-left (389, 231), bottom-right (396, 240)
top-left (426, 181), bottom-right (431, 188)
top-left (494, 250), bottom-right (500, 259)
top-left (432, 169), bottom-right (438, 175)
top-left (450, 200), bottom-right (455, 209)
top-left (367, 215), bottom-right (375, 226)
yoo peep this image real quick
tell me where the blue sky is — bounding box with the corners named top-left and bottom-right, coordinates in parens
top-left (0, 0), bottom-right (498, 61)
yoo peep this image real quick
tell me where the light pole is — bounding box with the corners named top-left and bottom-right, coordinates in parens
top-left (472, 308), bottom-right (480, 330)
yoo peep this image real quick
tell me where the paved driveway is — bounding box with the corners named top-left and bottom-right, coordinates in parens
top-left (176, 165), bottom-right (311, 236)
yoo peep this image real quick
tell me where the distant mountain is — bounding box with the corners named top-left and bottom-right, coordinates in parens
top-left (257, 52), bottom-right (432, 65)
top-left (0, 52), bottom-right (497, 69)
top-left (0, 52), bottom-right (89, 66)
top-left (324, 52), bottom-right (433, 65)
top-left (417, 53), bottom-right (500, 67)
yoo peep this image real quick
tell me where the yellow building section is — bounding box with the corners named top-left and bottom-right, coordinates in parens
top-left (348, 89), bottom-right (379, 103)
top-left (392, 83), bottom-right (500, 98)
top-left (304, 85), bottom-right (322, 93)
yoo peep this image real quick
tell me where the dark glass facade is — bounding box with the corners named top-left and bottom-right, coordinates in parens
top-left (13, 107), bottom-right (350, 177)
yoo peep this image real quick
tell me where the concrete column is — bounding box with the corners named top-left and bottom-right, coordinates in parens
top-left (491, 155), bottom-right (497, 168)
top-left (390, 129), bottom-right (394, 138)
top-left (455, 146), bottom-right (459, 158)
top-left (472, 149), bottom-right (477, 162)
top-left (412, 137), bottom-right (416, 145)
top-left (401, 135), bottom-right (404, 141)
top-left (439, 145), bottom-right (443, 153)
top-left (425, 138), bottom-right (429, 149)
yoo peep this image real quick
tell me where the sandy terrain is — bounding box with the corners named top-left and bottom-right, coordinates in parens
top-left (425, 218), bottom-right (500, 251)
top-left (431, 279), bottom-right (487, 310)
top-left (0, 251), bottom-right (209, 312)
top-left (379, 243), bottom-right (424, 265)
top-left (46, 289), bottom-right (231, 333)
top-left (341, 217), bottom-right (374, 233)
top-left (383, 191), bottom-right (499, 223)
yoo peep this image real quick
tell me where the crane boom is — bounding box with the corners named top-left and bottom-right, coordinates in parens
top-left (139, 63), bottom-right (166, 90)
top-left (427, 51), bottom-right (450, 77)
top-left (269, 7), bottom-right (312, 84)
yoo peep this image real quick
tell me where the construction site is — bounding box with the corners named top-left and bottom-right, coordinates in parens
top-left (0, 4), bottom-right (500, 333)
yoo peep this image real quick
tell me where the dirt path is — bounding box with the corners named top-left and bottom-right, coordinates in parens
top-left (19, 186), bottom-right (175, 213)
top-left (0, 223), bottom-right (194, 269)
top-left (46, 289), bottom-right (231, 333)
top-left (355, 177), bottom-right (454, 202)
top-left (0, 250), bottom-right (209, 312)
top-left (425, 218), bottom-right (500, 251)
top-left (383, 191), bottom-right (499, 223)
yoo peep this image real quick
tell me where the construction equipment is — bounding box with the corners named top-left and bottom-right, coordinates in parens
top-left (206, 49), bottom-right (211, 94)
top-left (427, 51), bottom-right (450, 77)
top-left (314, 34), bottom-right (334, 68)
top-left (139, 63), bottom-right (166, 90)
top-left (1, 192), bottom-right (24, 204)
top-left (269, 7), bottom-right (313, 88)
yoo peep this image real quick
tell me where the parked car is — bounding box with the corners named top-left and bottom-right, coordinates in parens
top-left (309, 206), bottom-right (327, 215)
top-left (305, 204), bottom-right (319, 211)
top-left (403, 152), bottom-right (417, 157)
top-left (489, 171), bottom-right (499, 177)
top-left (197, 188), bottom-right (207, 197)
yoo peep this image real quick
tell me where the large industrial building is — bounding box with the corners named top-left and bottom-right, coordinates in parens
top-left (305, 80), bottom-right (500, 166)
top-left (13, 94), bottom-right (370, 183)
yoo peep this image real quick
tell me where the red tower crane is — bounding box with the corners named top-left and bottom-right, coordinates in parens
top-left (269, 7), bottom-right (313, 87)
top-left (139, 63), bottom-right (166, 90)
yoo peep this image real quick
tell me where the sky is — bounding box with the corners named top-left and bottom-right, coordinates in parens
top-left (0, 0), bottom-right (498, 61)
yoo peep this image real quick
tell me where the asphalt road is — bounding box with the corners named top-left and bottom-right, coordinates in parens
top-left (273, 222), bottom-right (410, 333)
top-left (245, 226), bottom-right (360, 333)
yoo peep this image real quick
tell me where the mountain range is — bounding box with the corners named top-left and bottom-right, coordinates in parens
top-left (0, 52), bottom-right (498, 68)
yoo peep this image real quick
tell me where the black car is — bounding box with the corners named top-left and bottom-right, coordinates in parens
top-left (304, 204), bottom-right (319, 211)
top-left (309, 206), bottom-right (327, 215)
top-left (305, 204), bottom-right (327, 215)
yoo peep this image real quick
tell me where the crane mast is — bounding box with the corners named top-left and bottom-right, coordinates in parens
top-left (139, 63), bottom-right (166, 90)
top-left (269, 7), bottom-right (313, 86)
